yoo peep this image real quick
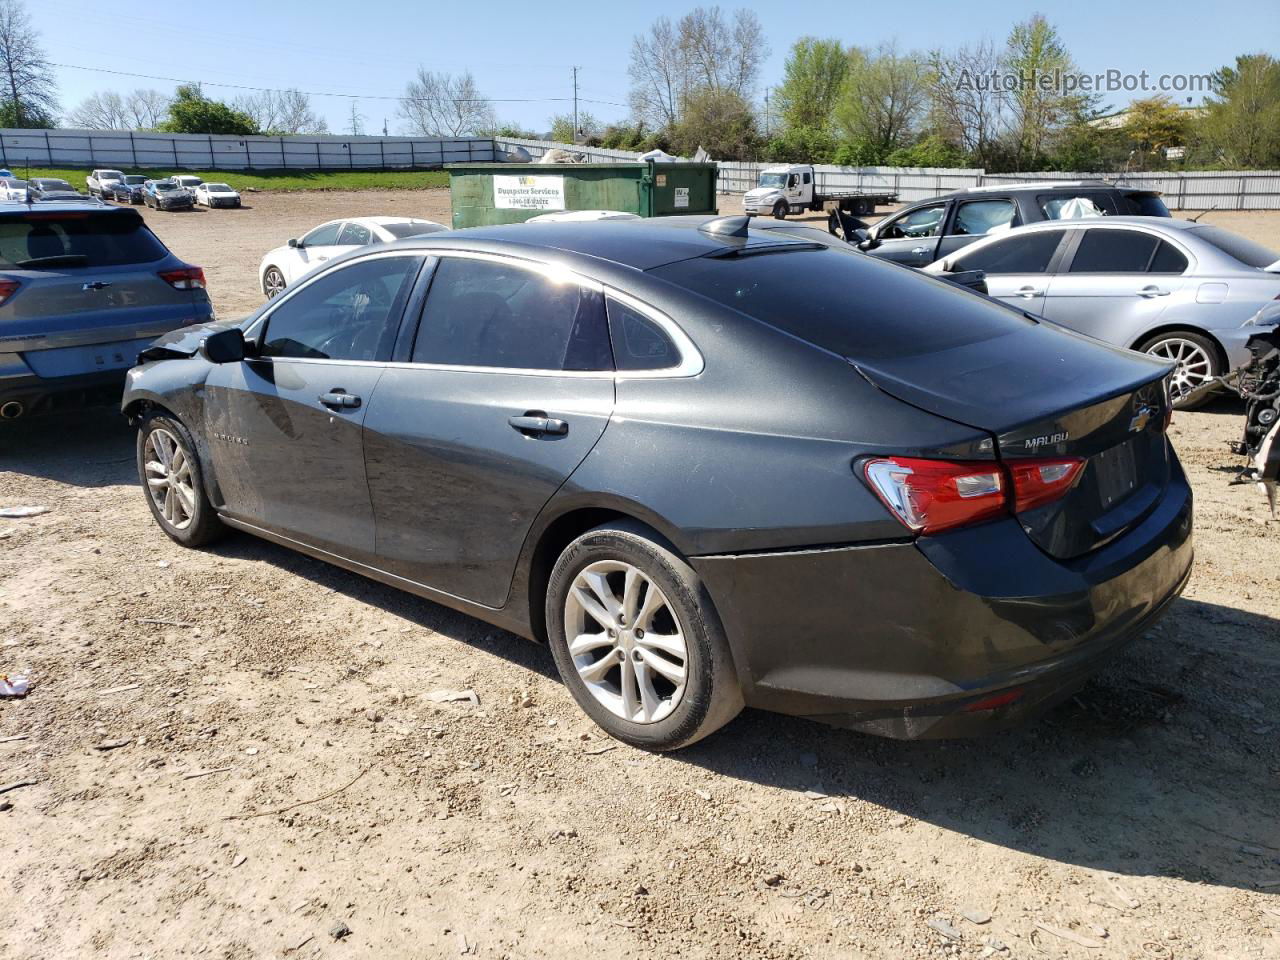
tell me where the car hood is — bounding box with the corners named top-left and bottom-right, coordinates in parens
top-left (745, 188), bottom-right (781, 200)
top-left (137, 319), bottom-right (236, 361)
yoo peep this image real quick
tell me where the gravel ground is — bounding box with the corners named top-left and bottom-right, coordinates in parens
top-left (1, 190), bottom-right (1279, 959)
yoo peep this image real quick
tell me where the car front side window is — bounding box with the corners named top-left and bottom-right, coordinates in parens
top-left (301, 222), bottom-right (342, 247)
top-left (411, 257), bottom-right (612, 372)
top-left (881, 204), bottom-right (945, 240)
top-left (259, 255), bottom-right (422, 362)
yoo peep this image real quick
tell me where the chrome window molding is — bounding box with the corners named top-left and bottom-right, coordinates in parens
top-left (245, 247), bottom-right (705, 380)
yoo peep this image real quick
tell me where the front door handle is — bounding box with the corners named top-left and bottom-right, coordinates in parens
top-left (1015, 285), bottom-right (1042, 298)
top-left (318, 390), bottom-right (361, 409)
top-left (508, 412), bottom-right (568, 438)
top-left (1136, 285), bottom-right (1169, 298)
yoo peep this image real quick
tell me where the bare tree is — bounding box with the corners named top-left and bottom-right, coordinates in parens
top-left (125, 88), bottom-right (171, 129)
top-left (398, 69), bottom-right (495, 136)
top-left (628, 16), bottom-right (689, 129)
top-left (68, 90), bottom-right (128, 129)
top-left (926, 40), bottom-right (1005, 167)
top-left (0, 0), bottom-right (57, 127)
top-left (234, 88), bottom-right (328, 135)
top-left (628, 7), bottom-right (767, 131)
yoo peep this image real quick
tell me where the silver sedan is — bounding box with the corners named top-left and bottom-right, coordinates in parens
top-left (924, 216), bottom-right (1280, 407)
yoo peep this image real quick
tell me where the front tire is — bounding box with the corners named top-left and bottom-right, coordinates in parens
top-left (772, 200), bottom-right (788, 220)
top-left (546, 521), bottom-right (743, 751)
top-left (1139, 331), bottom-right (1221, 410)
top-left (262, 266), bottom-right (286, 299)
top-left (136, 412), bottom-right (224, 547)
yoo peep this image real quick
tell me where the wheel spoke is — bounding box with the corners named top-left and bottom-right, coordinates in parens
top-left (636, 630), bottom-right (686, 659)
top-left (582, 571), bottom-right (621, 621)
top-left (635, 660), bottom-right (661, 721)
top-left (572, 585), bottom-right (613, 632)
top-left (578, 651), bottom-right (618, 685)
top-left (620, 657), bottom-right (640, 719)
top-left (173, 482), bottom-right (196, 518)
top-left (637, 647), bottom-right (686, 686)
top-left (163, 485), bottom-right (175, 522)
top-left (635, 582), bottom-right (665, 631)
top-left (621, 567), bottom-right (643, 625)
top-left (568, 631), bottom-right (613, 656)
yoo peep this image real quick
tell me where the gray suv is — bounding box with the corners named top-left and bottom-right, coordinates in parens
top-left (0, 201), bottom-right (213, 420)
top-left (857, 179), bottom-right (1170, 267)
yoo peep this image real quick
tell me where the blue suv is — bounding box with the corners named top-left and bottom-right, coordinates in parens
top-left (0, 201), bottom-right (212, 420)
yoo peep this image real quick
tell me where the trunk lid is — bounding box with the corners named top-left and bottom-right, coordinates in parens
top-left (854, 323), bottom-right (1173, 559)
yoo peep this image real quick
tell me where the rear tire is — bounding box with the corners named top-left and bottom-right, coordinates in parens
top-left (136, 412), bottom-right (224, 548)
top-left (1138, 330), bottom-right (1221, 410)
top-left (546, 521), bottom-right (743, 751)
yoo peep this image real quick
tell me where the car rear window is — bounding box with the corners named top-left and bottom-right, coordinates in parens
top-left (383, 222), bottom-right (448, 239)
top-left (652, 247), bottom-right (1033, 361)
top-left (0, 211), bottom-right (169, 268)
top-left (1123, 192), bottom-right (1171, 217)
top-left (1189, 225), bottom-right (1278, 269)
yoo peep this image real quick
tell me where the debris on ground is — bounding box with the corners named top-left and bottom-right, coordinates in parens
top-left (328, 920), bottom-right (351, 940)
top-left (426, 688), bottom-right (480, 707)
top-left (1, 674), bottom-right (30, 697)
top-left (928, 917), bottom-right (963, 941)
top-left (1034, 921), bottom-right (1105, 948)
top-left (0, 505), bottom-right (50, 518)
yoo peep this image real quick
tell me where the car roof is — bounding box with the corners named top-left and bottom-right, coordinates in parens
top-left (930, 180), bottom-right (1158, 203)
top-left (0, 200), bottom-right (124, 214)
top-left (999, 215), bottom-right (1196, 233)
top-left (407, 217), bottom-right (814, 271)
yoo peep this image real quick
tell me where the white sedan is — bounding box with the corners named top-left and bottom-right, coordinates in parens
top-left (193, 182), bottom-right (241, 208)
top-left (258, 216), bottom-right (448, 298)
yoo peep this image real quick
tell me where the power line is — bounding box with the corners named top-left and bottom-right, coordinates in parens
top-left (49, 61), bottom-right (627, 108)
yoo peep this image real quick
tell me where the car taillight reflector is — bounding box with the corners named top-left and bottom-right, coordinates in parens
top-left (1006, 458), bottom-right (1086, 513)
top-left (863, 457), bottom-right (1007, 535)
top-left (0, 279), bottom-right (20, 306)
top-left (159, 266), bottom-right (206, 290)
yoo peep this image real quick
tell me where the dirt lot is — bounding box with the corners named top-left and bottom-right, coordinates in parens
top-left (1, 190), bottom-right (1279, 960)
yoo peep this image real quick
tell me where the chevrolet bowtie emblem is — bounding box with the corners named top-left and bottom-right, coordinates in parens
top-left (1128, 406), bottom-right (1154, 433)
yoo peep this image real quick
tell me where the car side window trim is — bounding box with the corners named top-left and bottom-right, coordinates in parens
top-left (391, 248), bottom-right (703, 380)
top-left (243, 250), bottom-right (427, 363)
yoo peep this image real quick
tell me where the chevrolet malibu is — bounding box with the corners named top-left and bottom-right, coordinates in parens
top-left (121, 217), bottom-right (1193, 750)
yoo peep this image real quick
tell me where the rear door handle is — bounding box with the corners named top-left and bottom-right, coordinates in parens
top-left (1136, 285), bottom-right (1169, 297)
top-left (1015, 285), bottom-right (1042, 298)
top-left (911, 246), bottom-right (928, 255)
top-left (318, 390), bottom-right (361, 409)
top-left (508, 412), bottom-right (568, 438)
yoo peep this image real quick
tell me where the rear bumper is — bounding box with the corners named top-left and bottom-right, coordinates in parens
top-left (690, 459), bottom-right (1194, 739)
top-left (0, 366), bottom-right (131, 416)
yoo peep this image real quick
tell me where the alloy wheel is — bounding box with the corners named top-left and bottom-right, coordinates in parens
top-left (563, 560), bottom-right (689, 724)
top-left (1146, 337), bottom-right (1213, 400)
top-left (264, 268), bottom-right (286, 298)
top-left (143, 427), bottom-right (197, 531)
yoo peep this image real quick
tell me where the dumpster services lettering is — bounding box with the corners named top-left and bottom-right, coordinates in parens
top-left (493, 175), bottom-right (567, 211)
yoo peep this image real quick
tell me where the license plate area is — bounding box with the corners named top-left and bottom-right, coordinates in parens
top-left (1093, 440), bottom-right (1139, 509)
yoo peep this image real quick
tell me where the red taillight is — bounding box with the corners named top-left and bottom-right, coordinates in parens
top-left (863, 457), bottom-right (1007, 535)
top-left (158, 266), bottom-right (206, 290)
top-left (963, 688), bottom-right (1024, 712)
top-left (0, 279), bottom-right (20, 306)
top-left (1006, 457), bottom-right (1086, 513)
top-left (863, 455), bottom-right (1085, 535)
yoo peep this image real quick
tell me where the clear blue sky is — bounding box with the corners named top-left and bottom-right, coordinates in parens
top-left (34, 0), bottom-right (1280, 134)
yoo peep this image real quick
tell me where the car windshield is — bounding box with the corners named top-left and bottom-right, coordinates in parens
top-left (155, 180), bottom-right (179, 190)
top-left (653, 245), bottom-right (1033, 361)
top-left (758, 173), bottom-right (787, 188)
top-left (1190, 225), bottom-right (1280, 269)
top-left (206, 183), bottom-right (232, 191)
top-left (382, 222), bottom-right (447, 239)
top-left (38, 179), bottom-right (72, 189)
top-left (100, 171), bottom-right (124, 180)
top-left (0, 210), bottom-right (169, 268)
top-left (124, 176), bottom-right (147, 185)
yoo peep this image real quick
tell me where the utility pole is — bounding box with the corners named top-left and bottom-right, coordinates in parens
top-left (764, 88), bottom-right (771, 139)
top-left (573, 65), bottom-right (583, 142)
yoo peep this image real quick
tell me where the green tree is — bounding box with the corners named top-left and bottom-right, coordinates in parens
top-left (1001, 15), bottom-right (1082, 169)
top-left (884, 135), bottom-right (966, 168)
top-left (766, 125), bottom-right (837, 163)
top-left (834, 45), bottom-right (927, 158)
top-left (0, 0), bottom-right (57, 127)
top-left (161, 85), bottom-right (258, 135)
top-left (670, 87), bottom-right (761, 160)
top-left (831, 137), bottom-right (885, 167)
top-left (1123, 96), bottom-right (1190, 169)
top-left (776, 37), bottom-right (848, 133)
top-left (548, 110), bottom-right (600, 144)
top-left (1198, 53), bottom-right (1280, 168)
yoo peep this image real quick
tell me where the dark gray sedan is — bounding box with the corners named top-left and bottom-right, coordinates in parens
top-left (122, 218), bottom-right (1193, 750)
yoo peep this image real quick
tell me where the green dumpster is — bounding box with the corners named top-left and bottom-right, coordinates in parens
top-left (447, 162), bottom-right (719, 228)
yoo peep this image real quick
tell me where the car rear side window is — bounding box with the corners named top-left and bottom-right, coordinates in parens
top-left (0, 211), bottom-right (169, 268)
top-left (1039, 193), bottom-right (1117, 219)
top-left (654, 247), bottom-right (1033, 361)
top-left (607, 298), bottom-right (678, 371)
top-left (951, 199), bottom-right (1017, 236)
top-left (1148, 240), bottom-right (1188, 274)
top-left (412, 257), bottom-right (612, 371)
top-left (338, 222), bottom-right (373, 246)
top-left (261, 255), bottom-right (421, 362)
top-left (952, 230), bottom-right (1063, 274)
top-left (1068, 230), bottom-right (1160, 273)
top-left (1125, 193), bottom-right (1170, 217)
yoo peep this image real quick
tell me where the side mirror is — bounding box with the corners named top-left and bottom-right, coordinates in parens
top-left (199, 327), bottom-right (247, 364)
top-left (857, 234), bottom-right (880, 251)
top-left (287, 237), bottom-right (300, 248)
